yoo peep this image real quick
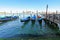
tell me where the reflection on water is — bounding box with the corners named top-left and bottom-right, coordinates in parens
top-left (42, 20), bottom-right (45, 27)
top-left (0, 16), bottom-right (58, 38)
top-left (21, 21), bottom-right (29, 28)
top-left (31, 21), bottom-right (35, 29)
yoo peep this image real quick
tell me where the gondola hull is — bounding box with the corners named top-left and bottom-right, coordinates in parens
top-left (20, 17), bottom-right (30, 22)
top-left (38, 18), bottom-right (43, 23)
top-left (0, 16), bottom-right (19, 22)
top-left (31, 15), bottom-right (36, 22)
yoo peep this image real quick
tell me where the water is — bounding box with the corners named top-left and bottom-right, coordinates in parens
top-left (0, 14), bottom-right (58, 38)
top-left (0, 19), bottom-right (57, 38)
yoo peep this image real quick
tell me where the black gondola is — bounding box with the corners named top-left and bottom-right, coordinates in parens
top-left (38, 16), bottom-right (42, 23)
top-left (20, 16), bottom-right (30, 22)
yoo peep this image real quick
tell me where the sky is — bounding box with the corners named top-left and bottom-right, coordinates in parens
top-left (0, 0), bottom-right (60, 12)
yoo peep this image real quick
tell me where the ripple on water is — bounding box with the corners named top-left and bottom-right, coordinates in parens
top-left (0, 19), bottom-right (58, 38)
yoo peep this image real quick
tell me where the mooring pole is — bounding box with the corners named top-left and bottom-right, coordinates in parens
top-left (36, 10), bottom-right (38, 20)
top-left (59, 15), bottom-right (60, 23)
top-left (56, 10), bottom-right (58, 20)
top-left (16, 11), bottom-right (18, 16)
top-left (45, 4), bottom-right (48, 25)
top-left (23, 11), bottom-right (24, 18)
top-left (53, 13), bottom-right (55, 22)
top-left (4, 11), bottom-right (6, 16)
top-left (46, 4), bottom-right (48, 20)
top-left (10, 11), bottom-right (12, 16)
top-left (30, 12), bottom-right (32, 20)
top-left (48, 11), bottom-right (50, 21)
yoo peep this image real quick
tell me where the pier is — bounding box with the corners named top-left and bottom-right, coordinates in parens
top-left (43, 5), bottom-right (60, 30)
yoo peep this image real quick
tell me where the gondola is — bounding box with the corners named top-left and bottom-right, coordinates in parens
top-left (20, 16), bottom-right (30, 22)
top-left (12, 16), bottom-right (19, 19)
top-left (0, 16), bottom-right (19, 22)
top-left (38, 16), bottom-right (42, 23)
top-left (0, 17), bottom-right (11, 22)
top-left (31, 15), bottom-right (36, 22)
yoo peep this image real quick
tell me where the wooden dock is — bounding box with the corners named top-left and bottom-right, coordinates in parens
top-left (43, 14), bottom-right (60, 30)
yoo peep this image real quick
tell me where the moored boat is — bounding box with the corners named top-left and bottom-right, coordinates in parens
top-left (0, 16), bottom-right (19, 22)
top-left (0, 17), bottom-right (11, 22)
top-left (38, 16), bottom-right (43, 23)
top-left (20, 16), bottom-right (30, 22)
top-left (12, 16), bottom-right (19, 19)
top-left (31, 15), bottom-right (36, 22)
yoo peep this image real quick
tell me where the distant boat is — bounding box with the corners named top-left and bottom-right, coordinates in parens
top-left (0, 16), bottom-right (19, 22)
top-left (20, 16), bottom-right (30, 22)
top-left (0, 17), bottom-right (11, 22)
top-left (12, 16), bottom-right (19, 19)
top-left (31, 15), bottom-right (36, 22)
top-left (5, 16), bottom-right (19, 20)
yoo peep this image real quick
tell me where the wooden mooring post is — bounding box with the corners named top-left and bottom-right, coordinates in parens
top-left (46, 4), bottom-right (48, 20)
top-left (23, 11), bottom-right (25, 18)
top-left (45, 4), bottom-right (48, 25)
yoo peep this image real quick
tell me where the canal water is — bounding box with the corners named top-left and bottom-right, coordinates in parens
top-left (0, 18), bottom-right (58, 38)
top-left (0, 14), bottom-right (59, 38)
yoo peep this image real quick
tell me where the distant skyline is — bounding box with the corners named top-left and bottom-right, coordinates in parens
top-left (0, 0), bottom-right (60, 12)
